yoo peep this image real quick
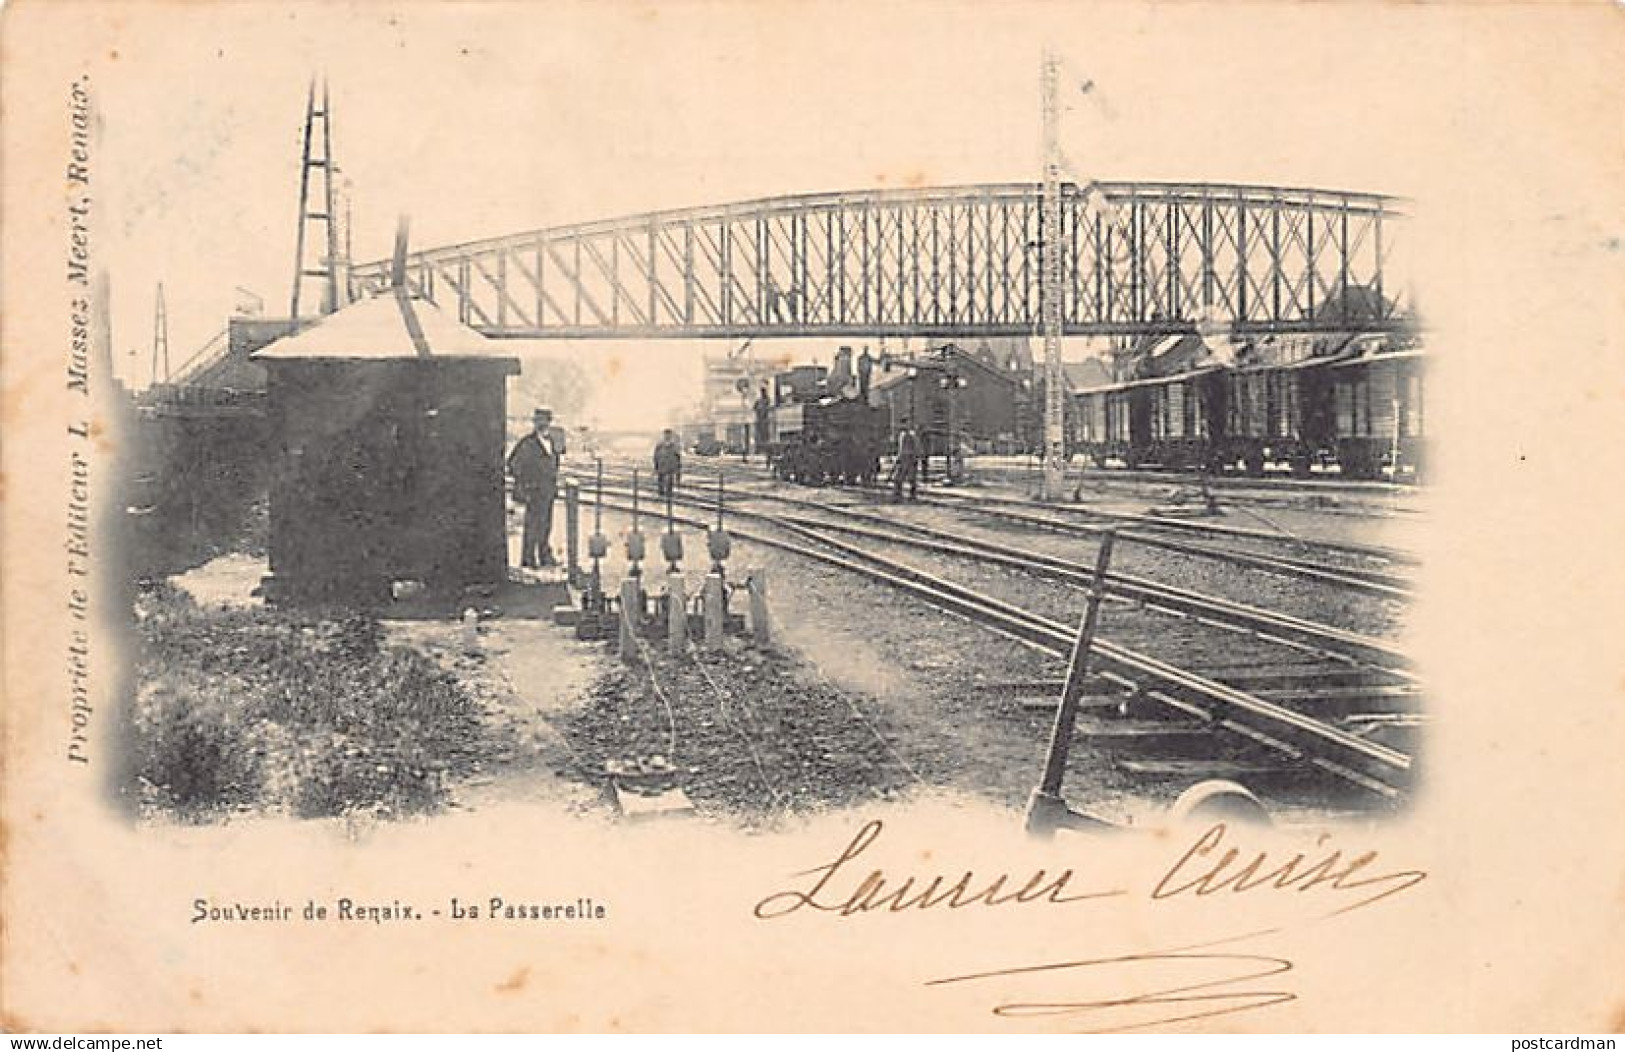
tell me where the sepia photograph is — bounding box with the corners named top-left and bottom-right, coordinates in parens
top-left (2, 0), bottom-right (1622, 1036)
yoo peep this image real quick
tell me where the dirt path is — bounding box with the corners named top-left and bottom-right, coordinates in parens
top-left (384, 617), bottom-right (611, 817)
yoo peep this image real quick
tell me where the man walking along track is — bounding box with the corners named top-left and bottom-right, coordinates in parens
top-left (507, 407), bottom-right (565, 569)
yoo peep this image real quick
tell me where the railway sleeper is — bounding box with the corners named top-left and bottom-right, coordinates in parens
top-left (1014, 692), bottom-right (1130, 712)
top-left (1069, 717), bottom-right (1216, 754)
top-left (1112, 757), bottom-right (1302, 782)
top-left (1209, 666), bottom-right (1397, 689)
top-left (1257, 688), bottom-right (1424, 719)
top-left (975, 673), bottom-right (1112, 697)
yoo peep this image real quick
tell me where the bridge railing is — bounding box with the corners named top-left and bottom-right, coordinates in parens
top-left (349, 182), bottom-right (1411, 338)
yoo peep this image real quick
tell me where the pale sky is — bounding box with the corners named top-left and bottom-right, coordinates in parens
top-left (76, 2), bottom-right (1606, 426)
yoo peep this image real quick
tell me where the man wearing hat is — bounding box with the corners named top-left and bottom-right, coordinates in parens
top-left (506, 408), bottom-right (566, 568)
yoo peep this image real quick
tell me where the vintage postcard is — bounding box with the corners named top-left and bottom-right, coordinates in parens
top-left (3, 0), bottom-right (1623, 1034)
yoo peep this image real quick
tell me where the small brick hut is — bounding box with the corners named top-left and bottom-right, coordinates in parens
top-left (252, 292), bottom-right (520, 603)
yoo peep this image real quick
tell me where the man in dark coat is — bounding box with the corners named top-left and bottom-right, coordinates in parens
top-left (892, 426), bottom-right (922, 501)
top-left (653, 428), bottom-right (682, 499)
top-left (507, 407), bottom-right (564, 568)
top-left (857, 347), bottom-right (875, 401)
top-left (753, 385), bottom-right (772, 463)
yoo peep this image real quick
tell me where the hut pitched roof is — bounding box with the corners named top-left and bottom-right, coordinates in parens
top-left (250, 292), bottom-right (506, 360)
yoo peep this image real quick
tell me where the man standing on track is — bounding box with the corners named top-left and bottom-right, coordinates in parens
top-left (507, 407), bottom-right (564, 569)
top-left (653, 428), bottom-right (683, 500)
top-left (753, 384), bottom-right (773, 465)
top-left (892, 426), bottom-right (922, 502)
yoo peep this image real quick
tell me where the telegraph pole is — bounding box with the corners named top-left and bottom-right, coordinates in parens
top-left (290, 80), bottom-right (343, 321)
top-left (1040, 48), bottom-right (1066, 501)
top-left (150, 282), bottom-right (170, 386)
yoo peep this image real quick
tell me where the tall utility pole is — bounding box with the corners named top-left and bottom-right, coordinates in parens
top-left (150, 281), bottom-right (170, 386)
top-left (1040, 48), bottom-right (1066, 502)
top-left (290, 79), bottom-right (344, 321)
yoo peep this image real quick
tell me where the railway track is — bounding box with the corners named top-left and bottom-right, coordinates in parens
top-left (598, 477), bottom-right (1411, 680)
top-left (606, 457), bottom-right (1416, 564)
top-left (591, 465), bottom-right (1408, 627)
top-left (939, 463), bottom-right (1427, 527)
top-left (586, 461), bottom-right (1416, 598)
top-left (580, 485), bottom-right (1419, 803)
top-left (762, 510), bottom-right (1412, 677)
top-left (925, 482), bottom-right (1419, 562)
top-left (728, 478), bottom-right (1410, 597)
top-left (911, 493), bottom-right (1416, 597)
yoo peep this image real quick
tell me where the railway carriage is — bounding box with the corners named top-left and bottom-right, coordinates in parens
top-left (1329, 348), bottom-right (1426, 481)
top-left (1148, 369), bottom-right (1227, 472)
top-left (1075, 341), bottom-right (1425, 480)
top-left (1221, 359), bottom-right (1337, 477)
top-left (1076, 369), bottom-right (1225, 471)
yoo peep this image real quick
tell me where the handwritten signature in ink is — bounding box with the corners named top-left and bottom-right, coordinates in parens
top-left (752, 818), bottom-right (1427, 1029)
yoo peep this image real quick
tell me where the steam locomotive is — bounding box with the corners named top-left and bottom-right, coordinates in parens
top-left (765, 364), bottom-right (890, 487)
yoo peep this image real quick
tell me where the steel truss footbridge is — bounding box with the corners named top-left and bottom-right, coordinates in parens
top-left (348, 180), bottom-right (1409, 340)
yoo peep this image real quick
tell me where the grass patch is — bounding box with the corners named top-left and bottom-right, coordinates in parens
top-left (133, 585), bottom-right (484, 821)
top-left (558, 642), bottom-right (918, 829)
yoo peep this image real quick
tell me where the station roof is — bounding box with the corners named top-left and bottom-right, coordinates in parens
top-left (1233, 346), bottom-right (1361, 373)
top-left (1075, 365), bottom-right (1223, 396)
top-left (1331, 347), bottom-right (1426, 368)
top-left (251, 292), bottom-right (516, 361)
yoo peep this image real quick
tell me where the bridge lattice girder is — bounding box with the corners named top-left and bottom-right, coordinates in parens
top-left (350, 182), bottom-right (1408, 339)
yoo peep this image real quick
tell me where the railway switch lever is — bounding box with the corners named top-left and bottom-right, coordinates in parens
top-left (1026, 531), bottom-right (1116, 838)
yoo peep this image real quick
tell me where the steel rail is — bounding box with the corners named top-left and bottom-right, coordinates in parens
top-left (610, 464), bottom-right (1419, 583)
top-left (967, 462), bottom-right (1427, 502)
top-left (671, 464), bottom-right (1420, 566)
top-left (593, 460), bottom-right (1415, 568)
top-left (722, 477), bottom-right (1416, 592)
